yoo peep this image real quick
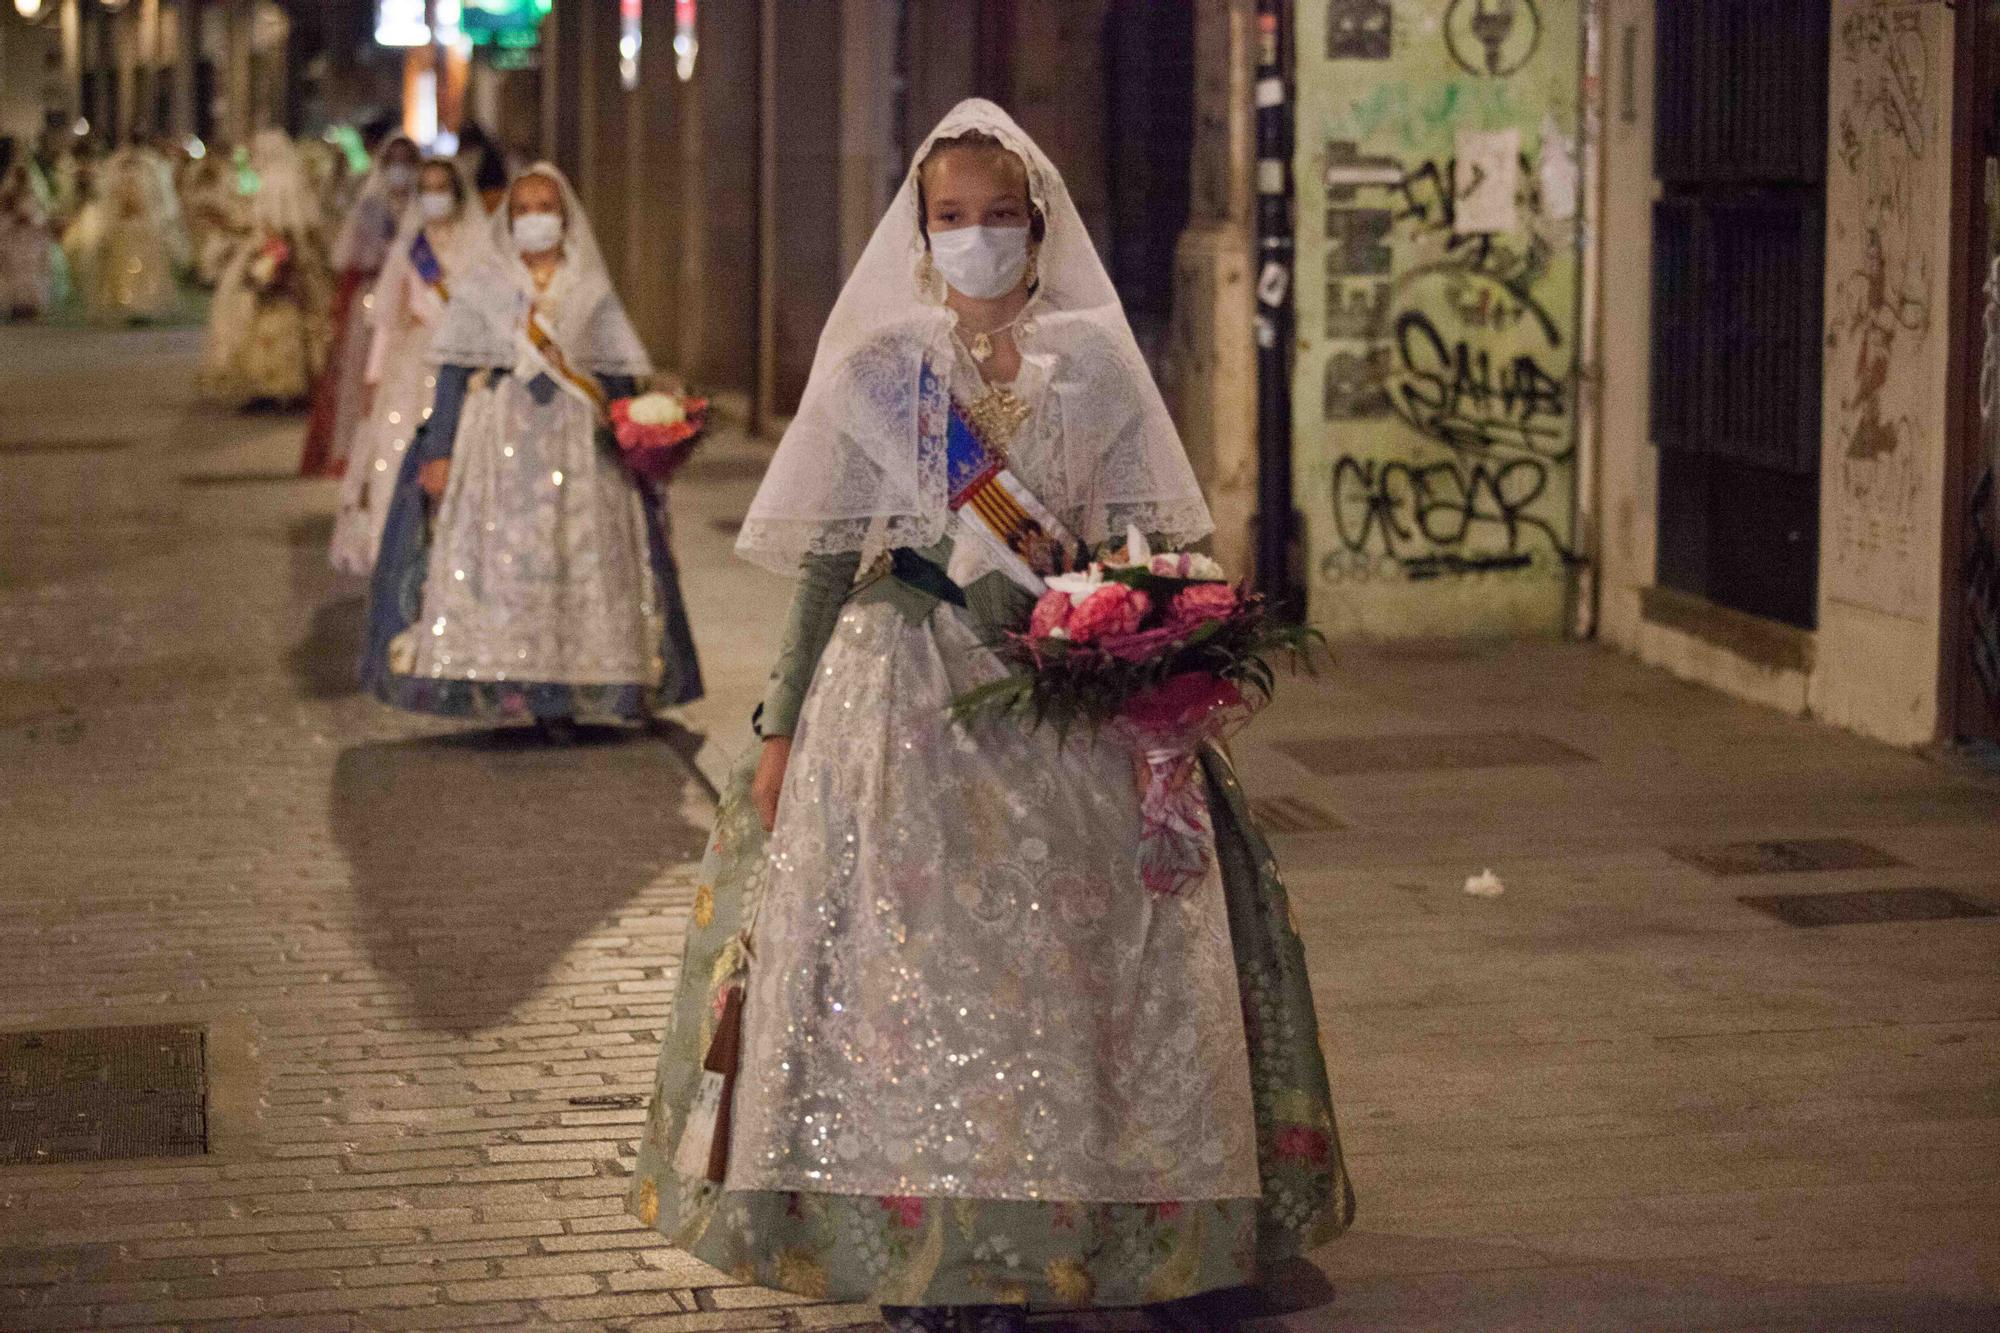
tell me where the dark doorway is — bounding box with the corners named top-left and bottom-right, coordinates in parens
top-left (1650, 1), bottom-right (1829, 630)
top-left (1949, 0), bottom-right (2000, 744)
top-left (1103, 0), bottom-right (1195, 364)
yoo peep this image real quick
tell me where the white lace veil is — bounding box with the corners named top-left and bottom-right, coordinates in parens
top-left (367, 156), bottom-right (493, 329)
top-left (428, 161), bottom-right (651, 377)
top-left (332, 132), bottom-right (417, 270)
top-left (247, 130), bottom-right (324, 238)
top-left (104, 145), bottom-right (189, 265)
top-left (734, 98), bottom-right (1211, 577)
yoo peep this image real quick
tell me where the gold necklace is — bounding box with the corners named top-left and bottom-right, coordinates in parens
top-left (964, 384), bottom-right (1031, 451)
top-left (956, 309), bottom-right (1032, 364)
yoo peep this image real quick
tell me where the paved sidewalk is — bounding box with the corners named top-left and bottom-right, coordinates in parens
top-left (1, 326), bottom-right (1997, 1331)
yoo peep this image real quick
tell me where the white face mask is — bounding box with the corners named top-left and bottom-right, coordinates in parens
top-left (511, 211), bottom-right (563, 256)
top-left (417, 190), bottom-right (456, 223)
top-left (383, 163), bottom-right (417, 192)
top-left (928, 224), bottom-right (1030, 300)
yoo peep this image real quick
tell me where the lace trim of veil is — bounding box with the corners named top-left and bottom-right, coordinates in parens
top-left (427, 162), bottom-right (652, 378)
top-left (735, 99), bottom-right (1211, 578)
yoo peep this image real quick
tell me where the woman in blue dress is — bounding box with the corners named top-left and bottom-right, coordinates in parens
top-left (361, 163), bottom-right (701, 733)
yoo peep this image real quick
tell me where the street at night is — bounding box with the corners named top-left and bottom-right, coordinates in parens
top-left (1, 323), bottom-right (1995, 1329)
top-left (6, 0), bottom-right (2000, 1328)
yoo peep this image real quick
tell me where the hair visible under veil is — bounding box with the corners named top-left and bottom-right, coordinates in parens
top-left (734, 98), bottom-right (1212, 578)
top-left (331, 132), bottom-right (417, 270)
top-left (427, 161), bottom-right (651, 377)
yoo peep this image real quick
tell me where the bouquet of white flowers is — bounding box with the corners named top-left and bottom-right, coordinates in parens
top-left (608, 390), bottom-right (708, 483)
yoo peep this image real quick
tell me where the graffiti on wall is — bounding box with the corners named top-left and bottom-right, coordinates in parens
top-left (1444, 0), bottom-right (1541, 79)
top-left (1296, 0), bottom-right (1579, 614)
top-left (1327, 0), bottom-right (1392, 60)
top-left (1823, 0), bottom-right (1950, 617)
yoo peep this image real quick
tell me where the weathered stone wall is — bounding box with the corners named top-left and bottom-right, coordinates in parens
top-left (1812, 0), bottom-right (1956, 742)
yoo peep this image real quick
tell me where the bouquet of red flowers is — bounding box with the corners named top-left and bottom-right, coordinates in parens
top-left (952, 528), bottom-right (1322, 897)
top-left (245, 235), bottom-right (292, 295)
top-left (608, 390), bottom-right (709, 483)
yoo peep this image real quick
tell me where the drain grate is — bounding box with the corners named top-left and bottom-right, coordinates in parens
top-left (1669, 837), bottom-right (1905, 877)
top-left (1739, 887), bottom-right (1997, 928)
top-left (567, 1092), bottom-right (647, 1110)
top-left (1276, 731), bottom-right (1593, 775)
top-left (1251, 795), bottom-right (1347, 833)
top-left (0, 1026), bottom-right (208, 1166)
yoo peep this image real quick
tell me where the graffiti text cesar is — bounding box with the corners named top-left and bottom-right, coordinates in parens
top-left (1320, 133), bottom-right (1575, 583)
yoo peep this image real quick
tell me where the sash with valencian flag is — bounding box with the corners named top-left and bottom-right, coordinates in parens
top-left (925, 362), bottom-right (1081, 595)
top-left (408, 230), bottom-right (449, 301)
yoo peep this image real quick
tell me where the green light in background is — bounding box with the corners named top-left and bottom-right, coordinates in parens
top-left (461, 0), bottom-right (551, 46)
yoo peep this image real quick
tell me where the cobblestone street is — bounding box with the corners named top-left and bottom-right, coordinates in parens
top-left (2, 325), bottom-right (1999, 1331)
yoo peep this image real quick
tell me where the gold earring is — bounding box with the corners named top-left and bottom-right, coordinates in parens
top-left (1025, 249), bottom-right (1040, 291)
top-left (917, 250), bottom-right (940, 300)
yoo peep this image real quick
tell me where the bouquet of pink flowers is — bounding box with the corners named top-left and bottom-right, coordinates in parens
top-left (608, 390), bottom-right (709, 483)
top-left (952, 528), bottom-right (1322, 897)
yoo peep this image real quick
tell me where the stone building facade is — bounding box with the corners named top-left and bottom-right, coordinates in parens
top-left (26, 0), bottom-right (1996, 752)
top-left (1594, 0), bottom-right (1991, 749)
top-left (1289, 0), bottom-right (1994, 752)
top-left (1, 0), bottom-right (300, 151)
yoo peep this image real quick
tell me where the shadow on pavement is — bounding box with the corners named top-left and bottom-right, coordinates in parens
top-left (177, 469), bottom-right (313, 486)
top-left (285, 514), bottom-right (365, 699)
top-left (331, 726), bottom-right (706, 1032)
top-left (1240, 1243), bottom-right (2000, 1333)
top-left (290, 595), bottom-right (365, 699)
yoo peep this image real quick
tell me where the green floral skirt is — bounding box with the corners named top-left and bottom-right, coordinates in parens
top-left (627, 745), bottom-right (1354, 1308)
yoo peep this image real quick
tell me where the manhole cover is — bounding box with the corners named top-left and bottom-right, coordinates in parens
top-left (1251, 795), bottom-right (1347, 833)
top-left (1739, 888), bottom-right (1997, 928)
top-left (1276, 731), bottom-right (1592, 775)
top-left (0, 1026), bottom-right (208, 1166)
top-left (1669, 837), bottom-right (1905, 877)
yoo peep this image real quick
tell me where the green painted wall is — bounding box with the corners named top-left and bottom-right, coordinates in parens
top-left (1292, 0), bottom-right (1583, 636)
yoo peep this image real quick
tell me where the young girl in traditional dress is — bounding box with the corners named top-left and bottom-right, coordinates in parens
top-left (329, 158), bottom-right (491, 576)
top-left (628, 100), bottom-right (1351, 1333)
top-left (301, 134), bottom-right (420, 476)
top-left (182, 152), bottom-right (249, 288)
top-left (360, 163), bottom-right (702, 734)
top-left (199, 131), bottom-right (335, 407)
top-left (0, 150), bottom-right (62, 321)
top-left (88, 145), bottom-right (188, 323)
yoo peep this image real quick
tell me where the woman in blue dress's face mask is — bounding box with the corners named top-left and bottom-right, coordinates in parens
top-left (507, 171), bottom-right (565, 262)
